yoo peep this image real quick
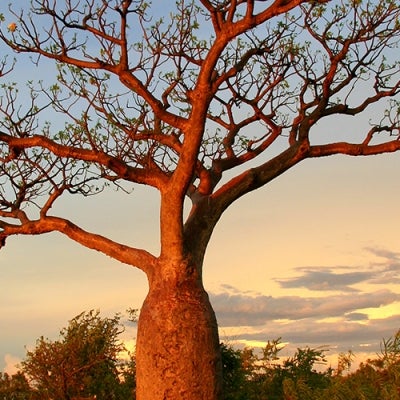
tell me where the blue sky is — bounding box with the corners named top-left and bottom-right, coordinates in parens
top-left (1, 0), bottom-right (400, 374)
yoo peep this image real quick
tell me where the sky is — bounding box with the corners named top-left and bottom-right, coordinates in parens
top-left (2, 152), bottom-right (399, 374)
top-left (1, 0), bottom-right (400, 375)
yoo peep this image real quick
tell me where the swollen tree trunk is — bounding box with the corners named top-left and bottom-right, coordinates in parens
top-left (135, 258), bottom-right (222, 400)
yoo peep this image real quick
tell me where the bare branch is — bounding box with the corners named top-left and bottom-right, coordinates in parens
top-left (0, 214), bottom-right (156, 273)
top-left (0, 0), bottom-right (399, 267)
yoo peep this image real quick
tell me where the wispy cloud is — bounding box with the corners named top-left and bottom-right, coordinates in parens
top-left (275, 268), bottom-right (371, 292)
top-left (231, 314), bottom-right (400, 354)
top-left (3, 354), bottom-right (20, 375)
top-left (274, 247), bottom-right (400, 292)
top-left (365, 247), bottom-right (400, 262)
top-left (211, 290), bottom-right (400, 326)
top-left (345, 312), bottom-right (369, 321)
top-left (212, 248), bottom-right (400, 356)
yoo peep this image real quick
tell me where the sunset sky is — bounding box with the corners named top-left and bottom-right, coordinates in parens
top-left (2, 152), bottom-right (399, 373)
top-left (1, 0), bottom-right (400, 375)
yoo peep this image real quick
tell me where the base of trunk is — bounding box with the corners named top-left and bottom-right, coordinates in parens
top-left (136, 275), bottom-right (222, 400)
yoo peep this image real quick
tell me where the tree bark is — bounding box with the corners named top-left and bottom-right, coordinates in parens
top-left (135, 259), bottom-right (222, 400)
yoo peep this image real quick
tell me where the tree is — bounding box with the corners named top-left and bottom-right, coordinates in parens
top-left (21, 310), bottom-right (129, 400)
top-left (0, 371), bottom-right (36, 400)
top-left (220, 343), bottom-right (249, 400)
top-left (0, 0), bottom-right (399, 398)
top-left (278, 347), bottom-right (332, 400)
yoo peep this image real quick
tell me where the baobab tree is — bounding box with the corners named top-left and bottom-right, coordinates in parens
top-left (0, 0), bottom-right (399, 398)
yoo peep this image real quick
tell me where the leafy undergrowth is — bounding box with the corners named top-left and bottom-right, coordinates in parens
top-left (222, 331), bottom-right (400, 400)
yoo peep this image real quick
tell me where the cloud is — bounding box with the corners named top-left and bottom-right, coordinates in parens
top-left (211, 289), bottom-right (400, 326)
top-left (366, 247), bottom-right (400, 284)
top-left (274, 248), bottom-right (400, 292)
top-left (3, 354), bottom-right (21, 375)
top-left (275, 268), bottom-right (372, 292)
top-left (231, 314), bottom-right (400, 353)
top-left (212, 246), bottom-right (400, 357)
top-left (218, 283), bottom-right (261, 296)
top-left (365, 247), bottom-right (400, 262)
top-left (345, 312), bottom-right (369, 321)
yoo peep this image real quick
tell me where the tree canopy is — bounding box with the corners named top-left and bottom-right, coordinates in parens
top-left (0, 0), bottom-right (399, 398)
top-left (0, 0), bottom-right (398, 263)
top-left (21, 310), bottom-right (135, 400)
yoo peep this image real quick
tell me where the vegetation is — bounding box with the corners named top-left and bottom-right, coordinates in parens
top-left (0, 0), bottom-right (399, 397)
top-left (221, 331), bottom-right (400, 400)
top-left (1, 312), bottom-right (400, 400)
top-left (4, 310), bottom-right (135, 400)
top-left (0, 371), bottom-right (33, 400)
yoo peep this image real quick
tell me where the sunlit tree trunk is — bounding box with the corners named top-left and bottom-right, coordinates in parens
top-left (136, 257), bottom-right (222, 400)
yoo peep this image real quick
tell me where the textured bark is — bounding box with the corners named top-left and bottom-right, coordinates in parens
top-left (136, 261), bottom-right (222, 400)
